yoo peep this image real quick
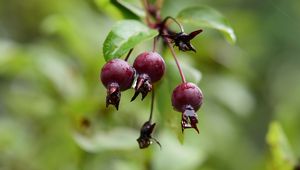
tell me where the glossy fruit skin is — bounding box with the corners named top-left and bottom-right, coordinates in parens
top-left (171, 82), bottom-right (203, 112)
top-left (101, 59), bottom-right (135, 91)
top-left (133, 52), bottom-right (165, 83)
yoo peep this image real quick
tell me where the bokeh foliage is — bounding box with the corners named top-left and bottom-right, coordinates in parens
top-left (0, 0), bottom-right (300, 170)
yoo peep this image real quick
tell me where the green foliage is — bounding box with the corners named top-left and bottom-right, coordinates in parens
top-left (74, 127), bottom-right (138, 152)
top-left (103, 20), bottom-right (158, 61)
top-left (116, 0), bottom-right (145, 18)
top-left (94, 0), bottom-right (125, 19)
top-left (1, 0), bottom-right (300, 170)
top-left (177, 6), bottom-right (236, 44)
top-left (266, 121), bottom-right (297, 170)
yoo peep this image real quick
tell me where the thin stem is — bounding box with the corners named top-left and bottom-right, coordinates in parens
top-left (142, 1), bottom-right (186, 83)
top-left (124, 48), bottom-right (133, 61)
top-left (162, 16), bottom-right (184, 33)
top-left (155, 0), bottom-right (164, 10)
top-left (164, 36), bottom-right (186, 83)
top-left (152, 36), bottom-right (158, 52)
top-left (148, 89), bottom-right (155, 122)
top-left (142, 0), bottom-right (153, 27)
top-left (143, 0), bottom-right (150, 8)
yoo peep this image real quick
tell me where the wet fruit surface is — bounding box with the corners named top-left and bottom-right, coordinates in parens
top-left (100, 59), bottom-right (135, 109)
top-left (133, 52), bottom-right (165, 83)
top-left (101, 59), bottom-right (135, 91)
top-left (171, 82), bottom-right (203, 112)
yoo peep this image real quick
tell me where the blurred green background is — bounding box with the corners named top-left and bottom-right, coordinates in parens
top-left (1, 0), bottom-right (300, 170)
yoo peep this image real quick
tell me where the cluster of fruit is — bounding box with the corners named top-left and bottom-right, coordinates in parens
top-left (100, 51), bottom-right (165, 109)
top-left (101, 53), bottom-right (203, 145)
top-left (100, 15), bottom-right (204, 148)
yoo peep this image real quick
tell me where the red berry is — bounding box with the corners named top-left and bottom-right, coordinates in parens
top-left (133, 52), bottom-right (165, 82)
top-left (171, 82), bottom-right (203, 133)
top-left (101, 59), bottom-right (135, 91)
top-left (172, 82), bottom-right (203, 112)
top-left (131, 52), bottom-right (165, 101)
top-left (100, 59), bottom-right (135, 110)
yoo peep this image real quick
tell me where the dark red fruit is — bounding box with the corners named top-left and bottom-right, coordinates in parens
top-left (131, 52), bottom-right (165, 101)
top-left (100, 59), bottom-right (135, 110)
top-left (133, 52), bottom-right (165, 82)
top-left (171, 82), bottom-right (203, 133)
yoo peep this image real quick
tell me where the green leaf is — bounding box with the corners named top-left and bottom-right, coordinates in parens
top-left (95, 0), bottom-right (141, 19)
top-left (116, 0), bottom-right (145, 18)
top-left (266, 121), bottom-right (297, 170)
top-left (103, 20), bottom-right (158, 61)
top-left (177, 6), bottom-right (236, 44)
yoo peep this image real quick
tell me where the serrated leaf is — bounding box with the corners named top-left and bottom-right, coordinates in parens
top-left (266, 121), bottom-right (297, 170)
top-left (177, 6), bottom-right (236, 44)
top-left (103, 20), bottom-right (158, 61)
top-left (117, 0), bottom-right (145, 18)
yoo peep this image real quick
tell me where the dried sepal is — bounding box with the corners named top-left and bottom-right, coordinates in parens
top-left (137, 121), bottom-right (161, 149)
top-left (106, 83), bottom-right (121, 110)
top-left (131, 74), bottom-right (152, 101)
top-left (165, 29), bottom-right (203, 52)
top-left (181, 105), bottom-right (199, 133)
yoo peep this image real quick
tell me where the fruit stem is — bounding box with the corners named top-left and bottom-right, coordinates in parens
top-left (142, 0), bottom-right (154, 28)
top-left (143, 0), bottom-right (186, 83)
top-left (164, 36), bottom-right (186, 83)
top-left (124, 48), bottom-right (133, 61)
top-left (148, 88), bottom-right (155, 122)
top-left (155, 0), bottom-right (164, 11)
top-left (162, 16), bottom-right (184, 33)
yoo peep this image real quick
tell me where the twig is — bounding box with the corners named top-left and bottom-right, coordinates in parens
top-left (124, 48), bottom-right (133, 61)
